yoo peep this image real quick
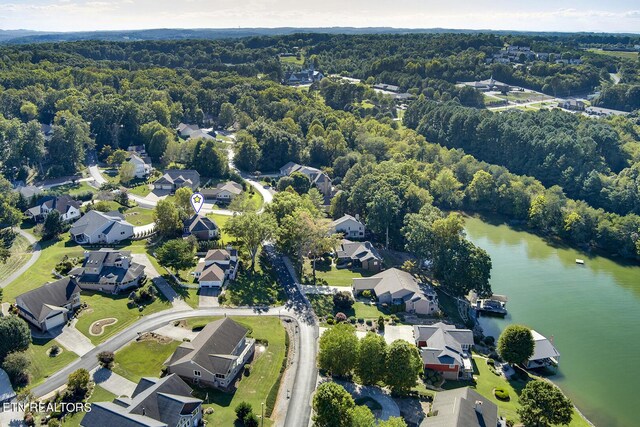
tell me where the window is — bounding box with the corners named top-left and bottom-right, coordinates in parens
top-left (194, 370), bottom-right (201, 377)
top-left (449, 364), bottom-right (456, 369)
top-left (215, 373), bottom-right (225, 379)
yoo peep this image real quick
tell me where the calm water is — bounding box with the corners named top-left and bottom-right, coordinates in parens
top-left (464, 215), bottom-right (640, 427)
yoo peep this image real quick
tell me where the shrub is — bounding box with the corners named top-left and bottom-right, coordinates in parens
top-left (487, 358), bottom-right (495, 366)
top-left (333, 291), bottom-right (354, 310)
top-left (244, 364), bottom-right (252, 376)
top-left (365, 319), bottom-right (373, 326)
top-left (244, 412), bottom-right (259, 427)
top-left (348, 316), bottom-right (356, 324)
top-left (357, 318), bottom-right (364, 324)
top-left (484, 335), bottom-right (495, 346)
top-left (326, 318), bottom-right (335, 325)
top-left (235, 401), bottom-right (253, 420)
top-left (361, 289), bottom-right (372, 299)
top-left (218, 292), bottom-right (227, 305)
top-left (49, 345), bottom-right (61, 357)
top-left (335, 312), bottom-right (347, 322)
top-left (494, 387), bottom-right (510, 401)
top-left (97, 351), bottom-right (115, 369)
top-left (377, 316), bottom-right (385, 331)
top-left (48, 420), bottom-right (61, 427)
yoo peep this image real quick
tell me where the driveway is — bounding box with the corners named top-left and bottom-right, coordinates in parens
top-left (198, 288), bottom-right (219, 308)
top-left (382, 325), bottom-right (416, 345)
top-left (0, 228), bottom-right (40, 289)
top-left (92, 368), bottom-right (137, 397)
top-left (333, 380), bottom-right (401, 421)
top-left (131, 253), bottom-right (193, 311)
top-left (53, 321), bottom-right (96, 356)
top-left (88, 165), bottom-right (107, 186)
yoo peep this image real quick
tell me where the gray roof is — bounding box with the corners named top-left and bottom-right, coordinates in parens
top-left (353, 268), bottom-right (419, 296)
top-left (81, 374), bottom-right (201, 427)
top-left (0, 368), bottom-right (16, 403)
top-left (421, 387), bottom-right (499, 427)
top-left (16, 277), bottom-right (81, 322)
top-left (337, 240), bottom-right (381, 263)
top-left (70, 210), bottom-right (131, 237)
top-left (332, 214), bottom-right (364, 228)
top-left (530, 330), bottom-right (560, 362)
top-left (70, 249), bottom-right (145, 285)
top-left (184, 214), bottom-right (218, 234)
top-left (166, 318), bottom-right (248, 375)
top-left (154, 170), bottom-right (200, 188)
top-left (415, 323), bottom-right (474, 367)
top-left (26, 195), bottom-right (80, 217)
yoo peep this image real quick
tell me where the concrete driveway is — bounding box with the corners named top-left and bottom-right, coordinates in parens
top-left (92, 368), bottom-right (137, 397)
top-left (152, 323), bottom-right (199, 341)
top-left (333, 379), bottom-right (401, 421)
top-left (198, 288), bottom-right (219, 308)
top-left (53, 321), bottom-right (95, 356)
top-left (131, 253), bottom-right (193, 311)
top-left (382, 325), bottom-right (416, 345)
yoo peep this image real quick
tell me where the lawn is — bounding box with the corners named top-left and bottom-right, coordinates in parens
top-left (0, 233), bottom-right (32, 284)
top-left (49, 181), bottom-right (96, 198)
top-left (113, 339), bottom-right (181, 383)
top-left (2, 237), bottom-right (85, 301)
top-left (127, 183), bottom-right (151, 197)
top-left (307, 294), bottom-right (386, 319)
top-left (122, 206), bottom-right (155, 226)
top-left (25, 338), bottom-right (78, 388)
top-left (587, 48), bottom-right (639, 60)
top-left (62, 386), bottom-right (117, 427)
top-left (440, 355), bottom-right (591, 426)
top-left (188, 316), bottom-right (288, 427)
top-left (224, 270), bottom-right (285, 307)
top-left (279, 54), bottom-right (304, 65)
top-left (75, 290), bottom-right (171, 345)
top-left (206, 213), bottom-right (231, 241)
top-left (302, 258), bottom-right (375, 287)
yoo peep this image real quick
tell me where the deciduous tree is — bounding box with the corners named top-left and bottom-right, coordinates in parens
top-left (518, 380), bottom-right (573, 427)
top-left (498, 325), bottom-right (535, 366)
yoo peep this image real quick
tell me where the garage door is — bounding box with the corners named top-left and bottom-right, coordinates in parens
top-left (44, 312), bottom-right (66, 331)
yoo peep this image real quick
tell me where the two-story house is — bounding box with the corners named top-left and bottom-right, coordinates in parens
top-left (126, 153), bottom-right (152, 179)
top-left (331, 214), bottom-right (365, 239)
top-left (25, 196), bottom-right (81, 223)
top-left (69, 249), bottom-right (146, 294)
top-left (414, 322), bottom-right (474, 380)
top-left (279, 162), bottom-right (333, 200)
top-left (15, 277), bottom-right (82, 332)
top-left (192, 247), bottom-right (238, 288)
top-left (165, 318), bottom-right (255, 390)
top-left (183, 214), bottom-right (219, 241)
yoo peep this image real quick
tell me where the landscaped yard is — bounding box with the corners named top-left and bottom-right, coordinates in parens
top-left (206, 213), bottom-right (231, 241)
top-left (122, 206), bottom-right (155, 226)
top-left (302, 258), bottom-right (375, 287)
top-left (75, 290), bottom-right (171, 345)
top-left (127, 183), bottom-right (151, 197)
top-left (224, 270), bottom-right (285, 307)
top-left (113, 338), bottom-right (181, 383)
top-left (0, 232), bottom-right (32, 284)
top-left (187, 316), bottom-right (288, 427)
top-left (307, 294), bottom-right (387, 319)
top-left (49, 181), bottom-right (96, 198)
top-left (62, 386), bottom-right (117, 427)
top-left (26, 338), bottom-right (78, 387)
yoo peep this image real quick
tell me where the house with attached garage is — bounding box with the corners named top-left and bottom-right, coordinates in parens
top-left (420, 387), bottom-right (506, 427)
top-left (414, 322), bottom-right (474, 380)
top-left (126, 153), bottom-right (152, 179)
top-left (201, 181), bottom-right (243, 204)
top-left (70, 210), bottom-right (134, 245)
top-left (69, 249), bottom-right (146, 294)
top-left (81, 374), bottom-right (203, 427)
top-left (331, 214), bottom-right (365, 239)
top-left (153, 169), bottom-right (201, 192)
top-left (352, 268), bottom-right (438, 315)
top-left (165, 318), bottom-right (255, 390)
top-left (25, 195), bottom-right (81, 223)
top-left (192, 247), bottom-right (239, 288)
top-left (336, 239), bottom-right (382, 272)
top-left (183, 214), bottom-right (219, 241)
top-left (15, 277), bottom-right (81, 332)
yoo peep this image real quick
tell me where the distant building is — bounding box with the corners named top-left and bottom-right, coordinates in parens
top-left (352, 268), bottom-right (438, 315)
top-left (284, 64), bottom-right (324, 85)
top-left (69, 249), bottom-right (145, 294)
top-left (201, 181), bottom-right (243, 203)
top-left (558, 99), bottom-right (585, 111)
top-left (336, 240), bottom-right (382, 272)
top-left (153, 170), bottom-right (201, 192)
top-left (525, 330), bottom-right (560, 369)
top-left (331, 214), bottom-right (365, 239)
top-left (461, 77), bottom-right (511, 93)
top-left (414, 322), bottom-right (474, 380)
top-left (176, 123), bottom-right (200, 139)
top-left (192, 247), bottom-right (239, 288)
top-left (25, 195), bottom-right (81, 223)
top-left (373, 83), bottom-right (400, 93)
top-left (70, 210), bottom-right (134, 245)
top-left (183, 214), bottom-right (219, 241)
top-left (165, 318), bottom-right (255, 390)
top-left (420, 387), bottom-right (506, 427)
top-left (16, 277), bottom-right (81, 332)
top-left (81, 374), bottom-right (203, 427)
top-left (279, 162), bottom-right (332, 200)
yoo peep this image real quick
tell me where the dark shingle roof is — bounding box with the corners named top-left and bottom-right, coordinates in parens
top-left (421, 387), bottom-right (499, 427)
top-left (16, 277), bottom-right (80, 322)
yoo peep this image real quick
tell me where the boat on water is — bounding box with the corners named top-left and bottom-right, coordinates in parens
top-left (576, 259), bottom-right (585, 265)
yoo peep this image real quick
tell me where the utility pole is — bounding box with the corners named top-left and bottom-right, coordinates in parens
top-left (261, 402), bottom-right (265, 427)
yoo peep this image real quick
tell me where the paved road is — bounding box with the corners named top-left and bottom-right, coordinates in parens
top-left (88, 164), bottom-right (107, 187)
top-left (0, 228), bottom-right (41, 289)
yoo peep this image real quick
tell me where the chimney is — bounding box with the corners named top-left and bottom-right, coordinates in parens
top-left (474, 400), bottom-right (483, 415)
top-left (142, 407), bottom-right (145, 416)
top-left (355, 213), bottom-right (360, 221)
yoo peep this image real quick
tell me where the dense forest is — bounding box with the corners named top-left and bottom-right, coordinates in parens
top-left (0, 35), bottom-right (639, 263)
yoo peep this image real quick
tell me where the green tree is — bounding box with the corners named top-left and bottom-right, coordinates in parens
top-left (153, 199), bottom-right (183, 238)
top-left (350, 405), bottom-right (375, 427)
top-left (20, 101), bottom-right (38, 121)
top-left (466, 170), bottom-right (496, 210)
top-left (174, 187), bottom-right (194, 219)
top-left (366, 187), bottom-right (400, 249)
top-left (498, 325), bottom-right (535, 365)
top-left (355, 332), bottom-right (387, 385)
top-left (218, 102), bottom-right (236, 129)
top-left (118, 161), bottom-right (136, 184)
top-left (289, 171), bottom-right (311, 194)
top-left (97, 351), bottom-right (115, 369)
top-left (431, 168), bottom-right (463, 209)
top-left (42, 210), bottom-right (65, 240)
top-left (234, 401), bottom-right (253, 420)
top-left (312, 382), bottom-right (355, 427)
top-left (233, 131), bottom-right (261, 172)
top-left (518, 380), bottom-right (573, 427)
top-left (0, 316), bottom-right (31, 362)
top-left (66, 369), bottom-right (91, 401)
top-left (318, 323), bottom-right (358, 377)
top-left (156, 239), bottom-right (196, 272)
top-left (191, 139), bottom-right (228, 178)
top-left (49, 113), bottom-right (92, 174)
top-left (1, 351), bottom-right (31, 387)
top-left (0, 249), bottom-right (9, 265)
top-left (225, 212), bottom-right (277, 272)
top-left (107, 149), bottom-right (129, 166)
top-left (378, 418), bottom-right (408, 427)
top-left (384, 340), bottom-right (422, 395)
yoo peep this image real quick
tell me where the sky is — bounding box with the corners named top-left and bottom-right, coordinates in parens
top-left (0, 0), bottom-right (639, 34)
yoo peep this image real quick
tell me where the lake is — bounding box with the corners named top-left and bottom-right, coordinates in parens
top-left (464, 215), bottom-right (640, 427)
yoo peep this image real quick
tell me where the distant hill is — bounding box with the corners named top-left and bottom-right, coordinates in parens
top-left (2, 27), bottom-right (639, 44)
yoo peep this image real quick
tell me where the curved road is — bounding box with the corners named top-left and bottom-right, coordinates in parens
top-left (0, 228), bottom-right (41, 289)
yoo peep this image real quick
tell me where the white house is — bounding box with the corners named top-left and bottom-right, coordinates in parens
top-left (192, 247), bottom-right (239, 288)
top-left (331, 214), bottom-right (365, 239)
top-left (127, 153), bottom-right (152, 178)
top-left (70, 210), bottom-right (134, 244)
top-left (201, 181), bottom-right (243, 203)
top-left (25, 196), bottom-right (81, 223)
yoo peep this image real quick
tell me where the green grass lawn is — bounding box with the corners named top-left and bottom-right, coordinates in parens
top-left (440, 355), bottom-right (590, 426)
top-left (307, 294), bottom-right (386, 319)
top-left (224, 270), bottom-right (285, 307)
top-left (122, 206), bottom-right (155, 226)
top-left (113, 339), bottom-right (181, 383)
top-left (26, 338), bottom-right (78, 388)
top-left (279, 54), bottom-right (304, 65)
top-left (302, 258), bottom-right (375, 287)
top-left (587, 48), bottom-right (639, 60)
top-left (188, 316), bottom-right (287, 427)
top-left (62, 386), bottom-right (117, 427)
top-left (75, 290), bottom-right (171, 345)
top-left (127, 183), bottom-right (151, 197)
top-left (206, 213), bottom-right (231, 241)
top-left (3, 237), bottom-right (85, 301)
top-left (0, 233), bottom-right (32, 284)
top-left (49, 181), bottom-right (96, 198)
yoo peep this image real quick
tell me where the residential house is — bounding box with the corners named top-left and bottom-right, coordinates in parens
top-left (414, 322), bottom-right (474, 380)
top-left (188, 129), bottom-right (215, 141)
top-left (41, 123), bottom-right (53, 142)
top-left (331, 214), bottom-right (365, 239)
top-left (336, 240), bottom-right (382, 272)
top-left (70, 210), bottom-right (134, 245)
top-left (183, 214), bottom-right (219, 241)
top-left (81, 374), bottom-right (203, 427)
top-left (15, 277), bottom-right (81, 332)
top-left (525, 330), bottom-right (560, 369)
top-left (373, 83), bottom-right (400, 93)
top-left (284, 65), bottom-right (324, 85)
top-left (153, 170), bottom-right (201, 192)
top-left (558, 99), bottom-right (585, 111)
top-left (420, 387), bottom-right (505, 427)
top-left (176, 123), bottom-right (200, 139)
top-left (192, 247), bottom-right (239, 288)
top-left (201, 181), bottom-right (243, 203)
top-left (279, 162), bottom-right (332, 200)
top-left (165, 318), bottom-right (255, 390)
top-left (13, 184), bottom-right (42, 200)
top-left (69, 249), bottom-right (145, 294)
top-left (352, 268), bottom-right (438, 315)
top-left (126, 153), bottom-right (152, 179)
top-left (0, 367), bottom-right (16, 404)
top-left (25, 196), bottom-right (81, 223)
